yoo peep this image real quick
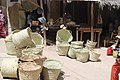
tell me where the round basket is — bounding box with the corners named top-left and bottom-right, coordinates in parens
top-left (56, 29), bottom-right (73, 43)
top-left (12, 27), bottom-right (35, 48)
top-left (20, 54), bottom-right (43, 66)
top-left (68, 45), bottom-right (82, 59)
top-left (22, 47), bottom-right (43, 56)
top-left (89, 50), bottom-right (101, 62)
top-left (5, 30), bottom-right (20, 56)
top-left (30, 32), bottom-right (43, 45)
top-left (85, 41), bottom-right (97, 50)
top-left (56, 44), bottom-right (70, 56)
top-left (1, 58), bottom-right (18, 78)
top-left (19, 62), bottom-right (42, 80)
top-left (76, 49), bottom-right (89, 63)
top-left (42, 59), bottom-right (63, 80)
top-left (5, 41), bottom-right (17, 56)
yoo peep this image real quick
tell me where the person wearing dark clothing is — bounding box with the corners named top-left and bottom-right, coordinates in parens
top-left (27, 7), bottom-right (43, 32)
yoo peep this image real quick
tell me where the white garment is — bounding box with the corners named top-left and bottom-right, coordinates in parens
top-left (0, 13), bottom-right (5, 22)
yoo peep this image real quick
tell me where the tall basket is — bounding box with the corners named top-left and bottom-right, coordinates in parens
top-left (19, 62), bottom-right (42, 80)
top-left (42, 59), bottom-right (63, 80)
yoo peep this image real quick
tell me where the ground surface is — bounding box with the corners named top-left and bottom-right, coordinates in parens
top-left (0, 38), bottom-right (115, 80)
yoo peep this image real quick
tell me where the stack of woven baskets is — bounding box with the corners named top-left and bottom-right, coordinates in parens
top-left (4, 27), bottom-right (44, 58)
top-left (57, 40), bottom-right (101, 63)
top-left (1, 52), bottom-right (63, 80)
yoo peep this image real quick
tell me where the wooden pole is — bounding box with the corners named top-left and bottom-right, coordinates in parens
top-left (40, 0), bottom-right (46, 45)
top-left (91, 2), bottom-right (94, 41)
top-left (40, 0), bottom-right (44, 16)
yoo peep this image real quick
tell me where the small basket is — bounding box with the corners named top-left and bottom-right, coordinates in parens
top-left (89, 50), bottom-right (101, 62)
top-left (68, 45), bottom-right (82, 59)
top-left (20, 54), bottom-right (43, 66)
top-left (22, 47), bottom-right (44, 56)
top-left (19, 62), bottom-right (42, 80)
top-left (56, 44), bottom-right (70, 56)
top-left (76, 49), bottom-right (89, 63)
top-left (42, 59), bottom-right (63, 80)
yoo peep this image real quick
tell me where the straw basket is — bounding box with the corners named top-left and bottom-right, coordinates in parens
top-left (19, 62), bottom-right (42, 80)
top-left (22, 47), bottom-right (44, 56)
top-left (42, 59), bottom-right (63, 80)
top-left (30, 32), bottom-right (43, 45)
top-left (68, 46), bottom-right (82, 59)
top-left (89, 50), bottom-right (101, 62)
top-left (5, 30), bottom-right (20, 56)
top-left (20, 54), bottom-right (43, 66)
top-left (1, 58), bottom-right (18, 78)
top-left (56, 29), bottom-right (73, 45)
top-left (76, 49), bottom-right (89, 63)
top-left (12, 27), bottom-right (35, 48)
top-left (85, 40), bottom-right (97, 50)
top-left (71, 41), bottom-right (84, 46)
top-left (56, 44), bottom-right (70, 56)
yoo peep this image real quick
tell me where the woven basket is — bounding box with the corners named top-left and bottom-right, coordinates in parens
top-left (42, 59), bottom-right (63, 80)
top-left (56, 44), bottom-right (70, 56)
top-left (76, 49), bottom-right (89, 63)
top-left (20, 54), bottom-right (43, 66)
top-left (22, 47), bottom-right (43, 56)
top-left (12, 27), bottom-right (35, 48)
top-left (5, 30), bottom-right (20, 56)
top-left (68, 45), bottom-right (82, 59)
top-left (30, 32), bottom-right (43, 45)
top-left (1, 58), bottom-right (18, 78)
top-left (85, 40), bottom-right (97, 50)
top-left (56, 29), bottom-right (73, 45)
top-left (89, 50), bottom-right (101, 62)
top-left (19, 62), bottom-right (42, 80)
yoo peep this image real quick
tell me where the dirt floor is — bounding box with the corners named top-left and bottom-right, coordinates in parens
top-left (0, 38), bottom-right (115, 80)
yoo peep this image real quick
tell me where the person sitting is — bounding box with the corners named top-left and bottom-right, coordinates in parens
top-left (110, 54), bottom-right (120, 80)
top-left (26, 7), bottom-right (43, 32)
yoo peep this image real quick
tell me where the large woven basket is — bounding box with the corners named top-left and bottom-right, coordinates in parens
top-left (42, 59), bottom-right (63, 80)
top-left (1, 58), bottom-right (18, 78)
top-left (89, 50), bottom-right (101, 62)
top-left (56, 44), bottom-right (70, 56)
top-left (12, 27), bottom-right (35, 48)
top-left (76, 48), bottom-right (89, 63)
top-left (19, 62), bottom-right (42, 80)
